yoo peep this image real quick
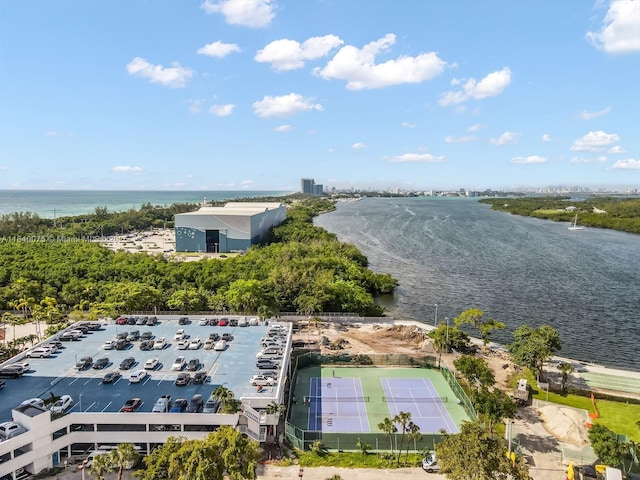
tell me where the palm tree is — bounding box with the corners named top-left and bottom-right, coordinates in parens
top-left (558, 362), bottom-right (574, 392)
top-left (377, 417), bottom-right (397, 455)
top-left (265, 401), bottom-right (285, 417)
top-left (88, 452), bottom-right (115, 480)
top-left (394, 411), bottom-right (412, 465)
top-left (108, 443), bottom-right (139, 480)
top-left (405, 421), bottom-right (422, 463)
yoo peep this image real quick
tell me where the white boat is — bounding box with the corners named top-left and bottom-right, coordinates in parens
top-left (568, 213), bottom-right (584, 230)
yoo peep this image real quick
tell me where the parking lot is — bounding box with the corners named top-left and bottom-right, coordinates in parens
top-left (0, 315), bottom-right (282, 420)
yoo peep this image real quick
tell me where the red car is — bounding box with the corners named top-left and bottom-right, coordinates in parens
top-left (119, 397), bottom-right (142, 412)
top-left (116, 316), bottom-right (128, 325)
top-left (218, 318), bottom-right (228, 327)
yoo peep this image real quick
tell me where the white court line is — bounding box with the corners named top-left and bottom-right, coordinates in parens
top-left (421, 378), bottom-right (456, 433)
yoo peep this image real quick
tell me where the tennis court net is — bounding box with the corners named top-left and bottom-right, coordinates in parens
top-left (306, 396), bottom-right (370, 402)
top-left (382, 396), bottom-right (448, 403)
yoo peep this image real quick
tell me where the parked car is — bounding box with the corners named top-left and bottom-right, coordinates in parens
top-left (144, 358), bottom-right (159, 370)
top-left (119, 357), bottom-right (135, 370)
top-left (178, 317), bottom-right (189, 325)
top-left (12, 362), bottom-right (30, 373)
top-left (169, 398), bottom-right (188, 412)
top-left (26, 347), bottom-right (53, 358)
top-left (115, 339), bottom-right (130, 350)
top-left (193, 371), bottom-right (207, 384)
top-left (208, 318), bottom-right (219, 326)
top-left (175, 372), bottom-right (191, 386)
top-left (204, 339), bottom-right (215, 350)
top-left (102, 371), bottom-right (121, 383)
top-left (0, 365), bottom-right (25, 378)
top-left (126, 330), bottom-right (140, 341)
top-left (50, 394), bottom-right (73, 414)
top-left (421, 453), bottom-right (440, 473)
top-left (218, 318), bottom-right (228, 327)
top-left (93, 357), bottom-right (109, 369)
top-left (103, 339), bottom-right (116, 350)
top-left (174, 329), bottom-right (186, 340)
top-left (186, 359), bottom-right (199, 371)
top-left (116, 316), bottom-right (128, 325)
top-left (228, 318), bottom-right (238, 327)
top-left (208, 332), bottom-right (220, 341)
top-left (153, 336), bottom-right (167, 349)
top-left (213, 340), bottom-right (227, 351)
top-left (140, 331), bottom-right (153, 340)
top-left (198, 318), bottom-right (209, 326)
top-left (176, 339), bottom-right (189, 350)
top-left (19, 398), bottom-right (45, 408)
top-left (250, 374), bottom-right (276, 386)
top-left (0, 421), bottom-right (26, 440)
top-left (76, 356), bottom-right (93, 370)
top-left (119, 397), bottom-right (142, 412)
top-left (171, 356), bottom-right (186, 371)
top-left (139, 339), bottom-right (154, 351)
top-left (186, 394), bottom-right (204, 413)
top-left (221, 333), bottom-right (232, 341)
top-left (152, 395), bottom-right (172, 413)
top-left (203, 397), bottom-right (220, 413)
top-left (188, 338), bottom-right (202, 350)
top-left (146, 316), bottom-right (157, 326)
top-left (135, 316), bottom-right (147, 326)
top-left (256, 360), bottom-right (280, 370)
top-left (237, 317), bottom-right (248, 327)
top-left (129, 369), bottom-right (148, 383)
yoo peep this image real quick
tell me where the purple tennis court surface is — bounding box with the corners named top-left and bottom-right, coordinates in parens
top-left (307, 377), bottom-right (371, 432)
top-left (381, 378), bottom-right (458, 433)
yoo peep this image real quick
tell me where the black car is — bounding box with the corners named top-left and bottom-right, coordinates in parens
top-left (115, 332), bottom-right (128, 340)
top-left (208, 318), bottom-right (219, 326)
top-left (186, 394), bottom-right (204, 413)
top-left (193, 371), bottom-right (207, 384)
top-left (208, 332), bottom-right (220, 341)
top-left (102, 371), bottom-right (121, 383)
top-left (126, 317), bottom-right (137, 325)
top-left (93, 357), bottom-right (109, 369)
top-left (119, 357), bottom-right (135, 370)
top-left (178, 316), bottom-right (189, 325)
top-left (76, 356), bottom-right (93, 370)
top-left (140, 331), bottom-right (153, 340)
top-left (186, 359), bottom-right (199, 371)
top-left (115, 339), bottom-right (130, 350)
top-left (221, 333), bottom-right (232, 341)
top-left (139, 340), bottom-right (154, 351)
top-left (175, 372), bottom-right (191, 386)
top-left (229, 318), bottom-right (238, 327)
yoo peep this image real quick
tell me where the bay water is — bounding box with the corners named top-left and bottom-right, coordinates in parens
top-left (315, 197), bottom-right (640, 370)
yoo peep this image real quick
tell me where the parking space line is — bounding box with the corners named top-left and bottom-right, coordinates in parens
top-left (101, 402), bottom-right (112, 412)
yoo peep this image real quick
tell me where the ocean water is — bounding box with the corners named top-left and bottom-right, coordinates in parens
top-left (315, 197), bottom-right (640, 370)
top-left (0, 190), bottom-right (293, 218)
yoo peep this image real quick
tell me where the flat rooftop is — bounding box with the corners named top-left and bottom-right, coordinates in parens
top-left (0, 316), bottom-right (287, 420)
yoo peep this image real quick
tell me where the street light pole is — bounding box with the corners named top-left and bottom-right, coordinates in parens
top-left (445, 317), bottom-right (449, 347)
top-left (434, 303), bottom-right (438, 328)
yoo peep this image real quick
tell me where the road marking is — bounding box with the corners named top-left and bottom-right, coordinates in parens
top-left (101, 402), bottom-right (112, 412)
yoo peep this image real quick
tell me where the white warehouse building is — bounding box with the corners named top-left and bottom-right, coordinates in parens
top-left (174, 202), bottom-right (286, 253)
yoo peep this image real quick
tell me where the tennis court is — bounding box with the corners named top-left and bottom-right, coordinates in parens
top-left (307, 377), bottom-right (371, 432)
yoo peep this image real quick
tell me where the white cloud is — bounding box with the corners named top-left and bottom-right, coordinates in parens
top-left (439, 67), bottom-right (512, 106)
top-left (580, 106), bottom-right (612, 120)
top-left (209, 104), bottom-right (235, 116)
top-left (45, 131), bottom-right (74, 137)
top-left (612, 158), bottom-right (640, 169)
top-left (201, 0), bottom-right (275, 28)
top-left (386, 152), bottom-right (445, 163)
top-left (609, 145), bottom-right (626, 154)
top-left (352, 142), bottom-right (367, 149)
top-left (255, 35), bottom-right (343, 71)
top-left (586, 0), bottom-right (640, 54)
top-left (467, 123), bottom-right (484, 132)
top-left (511, 156), bottom-right (548, 164)
top-left (187, 99), bottom-right (205, 114)
top-left (112, 165), bottom-right (144, 174)
top-left (314, 34), bottom-right (446, 90)
top-left (570, 130), bottom-right (620, 152)
top-left (444, 136), bottom-right (477, 143)
top-left (490, 131), bottom-right (520, 146)
top-left (0, 166), bottom-right (7, 171)
top-left (240, 180), bottom-right (254, 186)
top-left (402, 121), bottom-right (415, 129)
top-left (252, 93), bottom-right (323, 118)
top-left (197, 41), bottom-right (241, 58)
top-left (571, 156), bottom-right (607, 163)
top-left (274, 124), bottom-right (291, 132)
top-left (542, 134), bottom-right (551, 142)
top-left (126, 57), bottom-right (193, 88)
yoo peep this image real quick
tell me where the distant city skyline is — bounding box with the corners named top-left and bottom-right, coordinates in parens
top-left (0, 1), bottom-right (638, 191)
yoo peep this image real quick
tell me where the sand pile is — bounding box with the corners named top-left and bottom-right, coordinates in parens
top-left (538, 405), bottom-right (590, 446)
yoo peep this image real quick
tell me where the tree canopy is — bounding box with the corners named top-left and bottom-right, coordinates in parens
top-left (508, 324), bottom-right (561, 380)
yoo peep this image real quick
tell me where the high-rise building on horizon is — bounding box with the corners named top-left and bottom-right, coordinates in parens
top-left (301, 178), bottom-right (324, 196)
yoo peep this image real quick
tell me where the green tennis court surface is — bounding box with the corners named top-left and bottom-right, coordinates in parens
top-left (578, 371), bottom-right (640, 395)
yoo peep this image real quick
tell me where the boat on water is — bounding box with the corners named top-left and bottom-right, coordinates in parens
top-left (568, 213), bottom-right (584, 230)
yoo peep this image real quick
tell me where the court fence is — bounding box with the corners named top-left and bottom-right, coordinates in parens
top-left (440, 365), bottom-right (477, 421)
top-left (285, 352), bottom-right (470, 451)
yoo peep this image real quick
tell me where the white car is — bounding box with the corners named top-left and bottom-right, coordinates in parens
top-left (103, 340), bottom-right (116, 350)
top-left (144, 358), bottom-right (159, 370)
top-left (50, 395), bottom-right (73, 414)
top-left (173, 329), bottom-right (186, 340)
top-left (198, 318), bottom-right (209, 326)
top-left (171, 356), bottom-right (186, 371)
top-left (213, 340), bottom-right (227, 351)
top-left (19, 398), bottom-right (45, 408)
top-left (26, 347), bottom-right (53, 358)
top-left (188, 338), bottom-right (202, 350)
top-left (250, 374), bottom-right (276, 386)
top-left (153, 336), bottom-right (167, 350)
top-left (176, 339), bottom-right (189, 350)
top-left (129, 370), bottom-right (148, 383)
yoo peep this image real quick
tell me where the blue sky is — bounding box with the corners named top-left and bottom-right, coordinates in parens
top-left (1, 0), bottom-right (639, 192)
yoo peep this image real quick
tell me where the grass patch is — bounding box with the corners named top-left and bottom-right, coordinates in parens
top-left (533, 209), bottom-right (565, 215)
top-left (298, 451), bottom-right (422, 469)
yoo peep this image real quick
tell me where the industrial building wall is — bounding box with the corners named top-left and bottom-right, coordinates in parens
top-left (250, 206), bottom-right (287, 241)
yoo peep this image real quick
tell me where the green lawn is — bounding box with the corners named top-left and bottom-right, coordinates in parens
top-left (297, 451), bottom-right (423, 468)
